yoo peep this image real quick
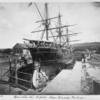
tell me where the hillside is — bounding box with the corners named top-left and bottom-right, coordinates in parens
top-left (72, 42), bottom-right (100, 52)
top-left (71, 42), bottom-right (100, 61)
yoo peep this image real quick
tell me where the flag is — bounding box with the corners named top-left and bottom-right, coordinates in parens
top-left (28, 2), bottom-right (32, 7)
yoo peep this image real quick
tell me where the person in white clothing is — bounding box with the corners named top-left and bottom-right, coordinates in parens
top-left (32, 61), bottom-right (48, 89)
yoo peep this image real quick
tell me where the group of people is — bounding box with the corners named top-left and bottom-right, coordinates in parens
top-left (81, 51), bottom-right (91, 63)
top-left (28, 40), bottom-right (59, 49)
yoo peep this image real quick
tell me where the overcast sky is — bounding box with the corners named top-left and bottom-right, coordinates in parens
top-left (0, 2), bottom-right (100, 48)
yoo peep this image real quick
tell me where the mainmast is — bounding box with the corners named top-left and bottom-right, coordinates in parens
top-left (58, 13), bottom-right (62, 44)
top-left (66, 27), bottom-right (69, 47)
top-left (45, 3), bottom-right (49, 40)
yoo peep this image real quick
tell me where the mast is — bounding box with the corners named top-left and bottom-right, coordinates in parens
top-left (58, 12), bottom-right (62, 44)
top-left (45, 3), bottom-right (49, 40)
top-left (66, 27), bottom-right (71, 53)
top-left (66, 27), bottom-right (69, 47)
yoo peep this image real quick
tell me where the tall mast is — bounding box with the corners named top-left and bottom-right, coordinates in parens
top-left (45, 3), bottom-right (49, 40)
top-left (66, 27), bottom-right (69, 47)
top-left (58, 13), bottom-right (62, 44)
top-left (66, 27), bottom-right (71, 53)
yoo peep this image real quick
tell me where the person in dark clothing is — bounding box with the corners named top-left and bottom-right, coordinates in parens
top-left (82, 53), bottom-right (86, 63)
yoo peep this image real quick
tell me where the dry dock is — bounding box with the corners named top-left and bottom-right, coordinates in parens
top-left (41, 61), bottom-right (83, 95)
top-left (0, 60), bottom-right (100, 94)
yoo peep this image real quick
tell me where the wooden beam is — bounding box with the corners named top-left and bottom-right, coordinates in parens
top-left (36, 16), bottom-right (59, 23)
top-left (31, 24), bottom-right (76, 33)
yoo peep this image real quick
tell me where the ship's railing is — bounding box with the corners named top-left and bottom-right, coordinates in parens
top-left (7, 55), bottom-right (33, 90)
top-left (9, 68), bottom-right (33, 89)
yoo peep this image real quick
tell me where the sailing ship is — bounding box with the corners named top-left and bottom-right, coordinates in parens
top-left (9, 3), bottom-right (78, 91)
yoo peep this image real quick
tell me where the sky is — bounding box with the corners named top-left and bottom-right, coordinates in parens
top-left (0, 2), bottom-right (100, 48)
